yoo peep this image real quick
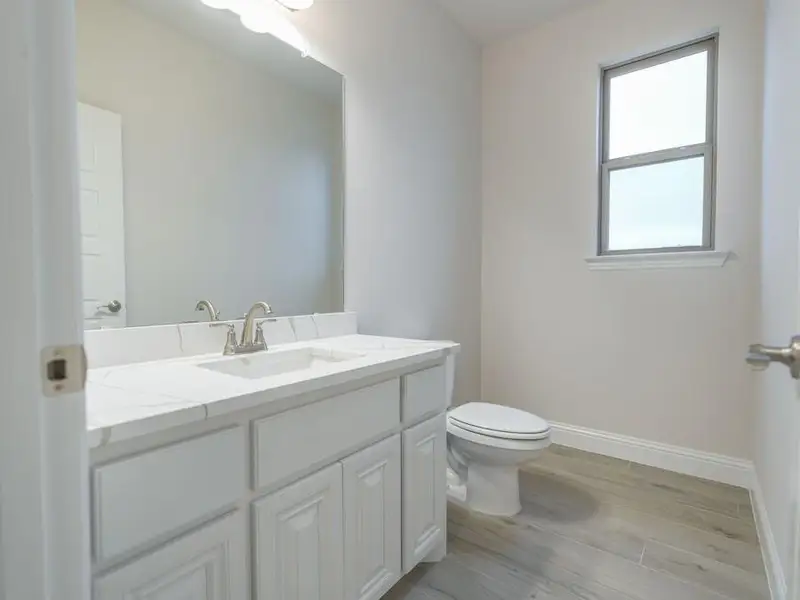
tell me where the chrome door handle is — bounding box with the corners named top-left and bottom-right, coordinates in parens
top-left (747, 335), bottom-right (800, 379)
top-left (98, 300), bottom-right (123, 314)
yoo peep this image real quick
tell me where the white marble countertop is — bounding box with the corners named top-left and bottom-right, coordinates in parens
top-left (87, 334), bottom-right (459, 449)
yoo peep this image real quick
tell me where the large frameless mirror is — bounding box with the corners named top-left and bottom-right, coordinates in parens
top-left (76, 0), bottom-right (344, 329)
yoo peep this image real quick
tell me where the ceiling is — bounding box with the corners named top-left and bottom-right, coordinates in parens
top-left (434, 0), bottom-right (598, 44)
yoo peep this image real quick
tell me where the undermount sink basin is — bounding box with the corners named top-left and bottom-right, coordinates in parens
top-left (196, 347), bottom-right (365, 380)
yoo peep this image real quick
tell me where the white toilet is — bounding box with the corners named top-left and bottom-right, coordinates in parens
top-left (446, 402), bottom-right (551, 517)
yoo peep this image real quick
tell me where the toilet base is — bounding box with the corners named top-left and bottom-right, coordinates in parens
top-left (448, 464), bottom-right (522, 517)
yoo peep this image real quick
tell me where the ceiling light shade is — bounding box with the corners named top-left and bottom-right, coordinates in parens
top-left (275, 0), bottom-right (313, 10)
top-left (239, 6), bottom-right (272, 33)
top-left (198, 0), bottom-right (310, 55)
top-left (200, 0), bottom-right (230, 9)
top-left (238, 3), bottom-right (309, 54)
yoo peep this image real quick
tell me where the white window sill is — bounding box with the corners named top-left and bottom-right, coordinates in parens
top-left (585, 250), bottom-right (732, 271)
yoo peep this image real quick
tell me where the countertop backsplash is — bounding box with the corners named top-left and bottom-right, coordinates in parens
top-left (84, 312), bottom-right (358, 369)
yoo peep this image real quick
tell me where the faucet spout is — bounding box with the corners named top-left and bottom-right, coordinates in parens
top-left (195, 299), bottom-right (220, 322)
top-left (241, 301), bottom-right (273, 347)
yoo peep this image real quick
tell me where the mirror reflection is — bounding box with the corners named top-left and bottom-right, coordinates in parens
top-left (76, 0), bottom-right (344, 329)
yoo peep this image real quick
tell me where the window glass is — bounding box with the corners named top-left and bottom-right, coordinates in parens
top-left (608, 51), bottom-right (708, 160)
top-left (607, 157), bottom-right (706, 251)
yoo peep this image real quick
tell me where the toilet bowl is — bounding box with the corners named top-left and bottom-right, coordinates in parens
top-left (446, 403), bottom-right (551, 517)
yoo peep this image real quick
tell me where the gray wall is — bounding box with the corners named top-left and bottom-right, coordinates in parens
top-left (756, 0), bottom-right (800, 590)
top-left (76, 0), bottom-right (343, 326)
top-left (481, 0), bottom-right (764, 458)
top-left (295, 1), bottom-right (483, 406)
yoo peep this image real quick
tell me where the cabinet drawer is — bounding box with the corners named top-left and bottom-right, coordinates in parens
top-left (402, 365), bottom-right (446, 423)
top-left (93, 427), bottom-right (246, 563)
top-left (253, 379), bottom-right (400, 491)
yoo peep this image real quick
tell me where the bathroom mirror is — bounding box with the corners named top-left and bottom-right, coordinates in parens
top-left (76, 0), bottom-right (344, 329)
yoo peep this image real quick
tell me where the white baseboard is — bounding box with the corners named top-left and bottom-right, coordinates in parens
top-left (751, 476), bottom-right (788, 600)
top-left (549, 421), bottom-right (787, 600)
top-left (549, 421), bottom-right (753, 489)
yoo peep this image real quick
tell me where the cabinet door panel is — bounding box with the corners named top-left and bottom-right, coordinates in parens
top-left (342, 435), bottom-right (401, 600)
top-left (94, 511), bottom-right (247, 600)
top-left (402, 414), bottom-right (446, 572)
top-left (253, 464), bottom-right (344, 600)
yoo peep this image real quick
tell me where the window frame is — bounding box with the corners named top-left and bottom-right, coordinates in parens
top-left (598, 36), bottom-right (719, 256)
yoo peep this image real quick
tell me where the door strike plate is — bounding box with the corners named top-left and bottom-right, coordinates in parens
top-left (41, 344), bottom-right (87, 397)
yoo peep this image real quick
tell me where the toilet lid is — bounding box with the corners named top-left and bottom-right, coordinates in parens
top-left (448, 403), bottom-right (550, 440)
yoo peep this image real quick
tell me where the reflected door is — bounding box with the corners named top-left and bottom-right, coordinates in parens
top-left (78, 102), bottom-right (126, 329)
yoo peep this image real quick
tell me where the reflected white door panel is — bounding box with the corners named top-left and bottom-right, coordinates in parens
top-left (78, 102), bottom-right (126, 328)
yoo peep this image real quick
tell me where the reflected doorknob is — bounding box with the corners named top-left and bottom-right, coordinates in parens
top-left (98, 300), bottom-right (123, 314)
top-left (747, 335), bottom-right (800, 379)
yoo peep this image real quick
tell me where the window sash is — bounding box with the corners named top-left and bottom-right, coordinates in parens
top-left (600, 147), bottom-right (714, 255)
top-left (598, 37), bottom-right (718, 256)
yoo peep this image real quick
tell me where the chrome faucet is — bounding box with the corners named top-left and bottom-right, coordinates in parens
top-left (211, 301), bottom-right (273, 356)
top-left (241, 301), bottom-right (273, 350)
top-left (195, 299), bottom-right (220, 322)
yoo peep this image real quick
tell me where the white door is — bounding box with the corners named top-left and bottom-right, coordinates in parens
top-left (342, 435), bottom-right (402, 600)
top-left (94, 512), bottom-right (247, 600)
top-left (401, 415), bottom-right (447, 573)
top-left (747, 0), bottom-right (800, 598)
top-left (1, 1), bottom-right (90, 599)
top-left (78, 102), bottom-right (127, 329)
top-left (252, 464), bottom-right (344, 600)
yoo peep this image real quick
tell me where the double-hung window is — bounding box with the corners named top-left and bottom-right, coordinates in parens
top-left (599, 37), bottom-right (718, 255)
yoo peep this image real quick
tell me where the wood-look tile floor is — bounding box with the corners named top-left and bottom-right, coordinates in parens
top-left (385, 445), bottom-right (768, 600)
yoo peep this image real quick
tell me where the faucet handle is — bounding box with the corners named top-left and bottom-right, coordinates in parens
top-left (210, 322), bottom-right (238, 355)
top-left (255, 322), bottom-right (267, 350)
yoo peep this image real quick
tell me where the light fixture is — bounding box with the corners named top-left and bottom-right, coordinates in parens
top-left (200, 0), bottom-right (230, 8)
top-left (274, 0), bottom-right (313, 9)
top-left (198, 0), bottom-right (310, 55)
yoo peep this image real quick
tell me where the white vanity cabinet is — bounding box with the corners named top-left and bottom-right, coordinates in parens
top-left (90, 362), bottom-right (449, 600)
